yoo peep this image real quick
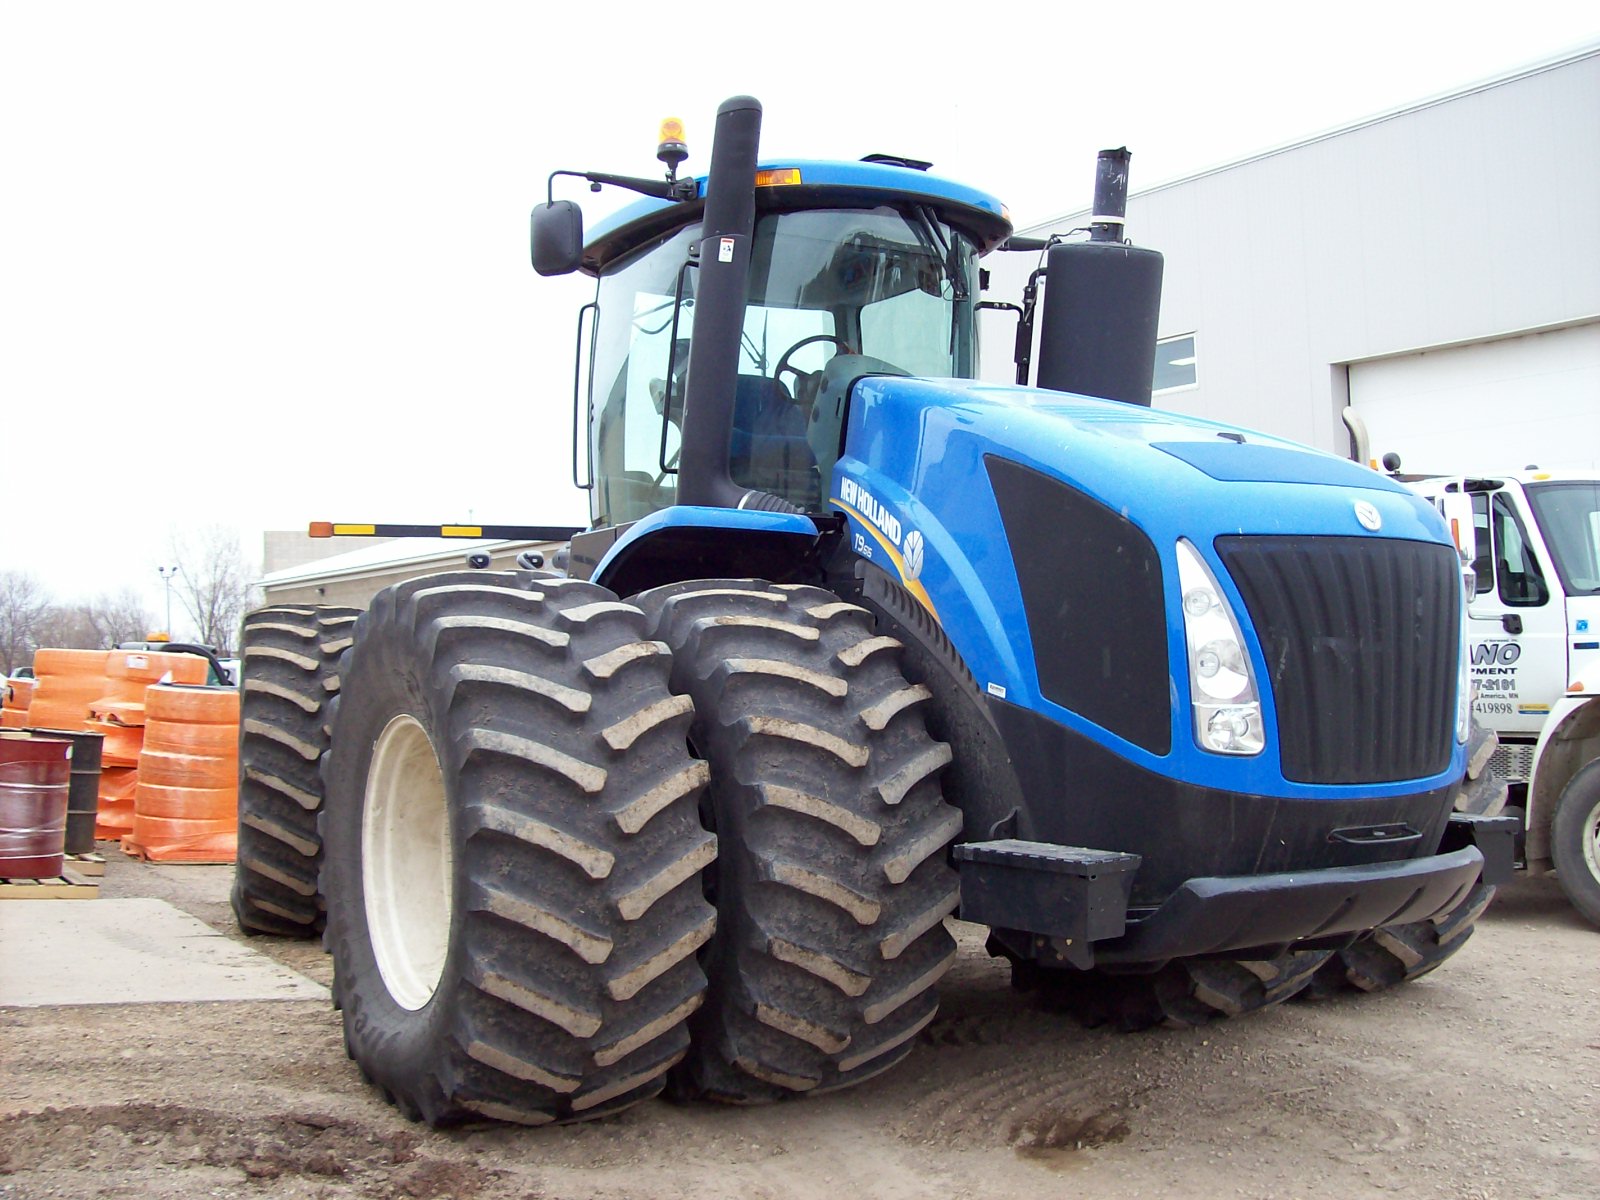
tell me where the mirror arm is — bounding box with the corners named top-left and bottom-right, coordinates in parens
top-left (547, 168), bottom-right (691, 205)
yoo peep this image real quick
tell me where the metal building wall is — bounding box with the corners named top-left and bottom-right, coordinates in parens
top-left (981, 47), bottom-right (1600, 456)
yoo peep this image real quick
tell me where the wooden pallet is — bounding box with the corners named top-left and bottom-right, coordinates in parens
top-left (0, 867), bottom-right (100, 900)
top-left (66, 852), bottom-right (106, 878)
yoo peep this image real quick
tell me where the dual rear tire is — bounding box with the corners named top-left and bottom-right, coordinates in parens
top-left (232, 605), bottom-right (358, 937)
top-left (320, 572), bottom-right (716, 1125)
top-left (637, 581), bottom-right (962, 1101)
top-left (312, 571), bottom-right (960, 1123)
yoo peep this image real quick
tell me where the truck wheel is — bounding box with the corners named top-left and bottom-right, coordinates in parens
top-left (321, 572), bottom-right (715, 1125)
top-left (1550, 759), bottom-right (1600, 928)
top-left (638, 581), bottom-right (962, 1103)
top-left (1305, 879), bottom-right (1496, 995)
top-left (1038, 951), bottom-right (1331, 1030)
top-left (232, 604), bottom-right (359, 936)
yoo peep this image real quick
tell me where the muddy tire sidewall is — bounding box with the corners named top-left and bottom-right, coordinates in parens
top-left (321, 600), bottom-right (464, 1114)
top-left (1550, 759), bottom-right (1600, 929)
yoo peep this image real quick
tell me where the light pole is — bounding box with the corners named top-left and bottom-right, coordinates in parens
top-left (157, 565), bottom-right (179, 638)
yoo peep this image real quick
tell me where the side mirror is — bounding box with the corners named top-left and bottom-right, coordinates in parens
top-left (531, 200), bottom-right (584, 276)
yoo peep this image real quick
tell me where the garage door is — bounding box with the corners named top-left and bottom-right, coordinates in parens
top-left (1349, 322), bottom-right (1599, 474)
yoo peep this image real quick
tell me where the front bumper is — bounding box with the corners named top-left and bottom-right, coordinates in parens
top-left (956, 813), bottom-right (1517, 969)
top-left (1091, 846), bottom-right (1481, 964)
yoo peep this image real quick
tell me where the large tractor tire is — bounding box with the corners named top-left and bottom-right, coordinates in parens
top-left (1550, 759), bottom-right (1600, 929)
top-left (232, 604), bottom-right (359, 937)
top-left (320, 572), bottom-right (715, 1126)
top-left (1304, 880), bottom-right (1496, 995)
top-left (638, 581), bottom-right (962, 1103)
top-left (1036, 950), bottom-right (1331, 1031)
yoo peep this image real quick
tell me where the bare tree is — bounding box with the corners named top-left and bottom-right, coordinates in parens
top-left (26, 591), bottom-right (157, 655)
top-left (88, 589), bottom-right (157, 648)
top-left (0, 571), bottom-right (53, 675)
top-left (171, 526), bottom-right (259, 655)
top-left (31, 603), bottom-right (99, 653)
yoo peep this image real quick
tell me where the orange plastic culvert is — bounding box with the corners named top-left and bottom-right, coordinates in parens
top-left (27, 649), bottom-right (110, 732)
top-left (126, 684), bottom-right (240, 863)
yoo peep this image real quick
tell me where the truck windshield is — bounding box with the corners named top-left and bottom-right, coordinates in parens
top-left (1526, 481), bottom-right (1600, 595)
top-left (585, 207), bottom-right (979, 526)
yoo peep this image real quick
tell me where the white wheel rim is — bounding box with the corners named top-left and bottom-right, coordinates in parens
top-left (362, 714), bottom-right (453, 1011)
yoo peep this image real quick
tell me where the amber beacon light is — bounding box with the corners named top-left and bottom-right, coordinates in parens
top-left (657, 118), bottom-right (688, 175)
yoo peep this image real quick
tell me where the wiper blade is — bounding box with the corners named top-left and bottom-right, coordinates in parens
top-left (910, 205), bottom-right (967, 301)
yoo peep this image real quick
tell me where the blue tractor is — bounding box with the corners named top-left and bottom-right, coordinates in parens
top-left (244, 96), bottom-right (1514, 1126)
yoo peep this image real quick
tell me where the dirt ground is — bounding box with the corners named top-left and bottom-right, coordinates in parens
top-left (2, 851), bottom-right (1596, 1200)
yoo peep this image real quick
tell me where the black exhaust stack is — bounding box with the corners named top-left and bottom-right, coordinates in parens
top-left (1089, 147), bottom-right (1131, 243)
top-left (677, 95), bottom-right (763, 509)
top-left (1034, 147), bottom-right (1164, 406)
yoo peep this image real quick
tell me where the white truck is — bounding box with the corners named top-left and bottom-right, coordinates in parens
top-left (1401, 468), bottom-right (1600, 927)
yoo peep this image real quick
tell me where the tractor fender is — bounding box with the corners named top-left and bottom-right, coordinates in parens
top-left (1526, 695), bottom-right (1600, 863)
top-left (591, 505), bottom-right (821, 598)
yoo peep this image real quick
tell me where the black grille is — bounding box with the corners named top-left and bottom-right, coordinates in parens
top-left (987, 456), bottom-right (1170, 754)
top-left (1216, 536), bottom-right (1459, 785)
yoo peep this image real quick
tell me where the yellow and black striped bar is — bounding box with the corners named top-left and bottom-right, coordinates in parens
top-left (308, 522), bottom-right (582, 540)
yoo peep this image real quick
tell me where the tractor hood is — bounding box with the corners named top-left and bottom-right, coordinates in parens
top-left (832, 376), bottom-right (1439, 566)
top-left (830, 375), bottom-right (1461, 800)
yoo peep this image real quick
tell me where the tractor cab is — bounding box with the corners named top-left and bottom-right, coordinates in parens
top-left (535, 132), bottom-right (1011, 531)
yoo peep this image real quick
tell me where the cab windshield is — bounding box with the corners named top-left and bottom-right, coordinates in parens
top-left (1526, 481), bottom-right (1600, 595)
top-left (586, 206), bottom-right (979, 526)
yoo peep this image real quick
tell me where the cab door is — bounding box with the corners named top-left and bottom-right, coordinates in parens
top-left (1463, 483), bottom-right (1568, 735)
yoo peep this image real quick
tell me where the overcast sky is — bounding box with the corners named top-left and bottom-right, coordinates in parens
top-left (3, 2), bottom-right (1597, 635)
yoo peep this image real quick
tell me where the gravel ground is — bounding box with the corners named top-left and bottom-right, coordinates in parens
top-left (1, 850), bottom-right (1596, 1200)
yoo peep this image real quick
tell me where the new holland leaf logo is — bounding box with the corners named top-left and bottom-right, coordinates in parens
top-left (903, 529), bottom-right (925, 580)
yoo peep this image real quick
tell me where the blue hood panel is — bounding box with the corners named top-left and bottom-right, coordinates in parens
top-left (829, 377), bottom-right (1463, 800)
top-left (1151, 439), bottom-right (1401, 488)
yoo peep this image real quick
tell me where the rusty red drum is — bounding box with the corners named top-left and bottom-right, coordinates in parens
top-left (22, 728), bottom-right (104, 854)
top-left (0, 733), bottom-right (72, 878)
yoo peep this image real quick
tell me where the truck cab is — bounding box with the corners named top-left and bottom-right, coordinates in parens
top-left (1408, 473), bottom-right (1600, 753)
top-left (1406, 470), bottom-right (1600, 920)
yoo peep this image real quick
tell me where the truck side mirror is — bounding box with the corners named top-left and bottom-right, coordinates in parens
top-left (531, 200), bottom-right (584, 276)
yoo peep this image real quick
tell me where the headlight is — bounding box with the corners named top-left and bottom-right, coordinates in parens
top-left (1177, 539), bottom-right (1264, 756)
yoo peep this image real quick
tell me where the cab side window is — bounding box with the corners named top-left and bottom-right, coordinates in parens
top-left (1492, 493), bottom-right (1549, 606)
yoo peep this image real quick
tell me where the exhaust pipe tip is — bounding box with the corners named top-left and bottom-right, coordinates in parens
top-left (1090, 147), bottom-right (1131, 243)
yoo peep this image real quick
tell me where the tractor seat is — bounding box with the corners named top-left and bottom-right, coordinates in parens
top-left (730, 374), bottom-right (820, 509)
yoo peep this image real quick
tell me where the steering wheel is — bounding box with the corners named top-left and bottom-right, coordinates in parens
top-left (774, 334), bottom-right (855, 404)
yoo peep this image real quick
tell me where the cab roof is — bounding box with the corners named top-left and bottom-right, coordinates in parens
top-left (1405, 469), bottom-right (1600, 491)
top-left (581, 158), bottom-right (1012, 274)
